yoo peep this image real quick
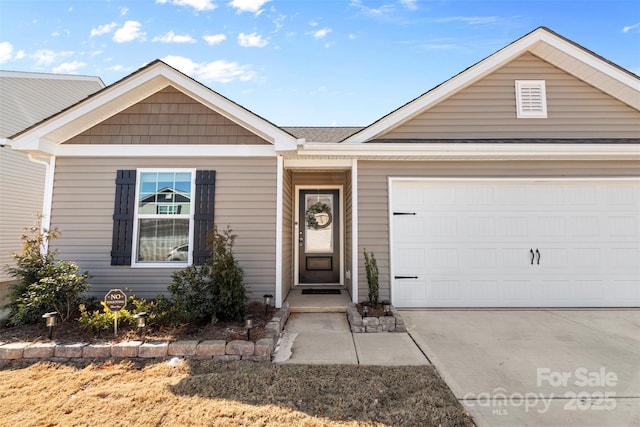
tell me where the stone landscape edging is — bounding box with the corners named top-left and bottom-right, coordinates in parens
top-left (346, 302), bottom-right (406, 333)
top-left (0, 302), bottom-right (289, 363)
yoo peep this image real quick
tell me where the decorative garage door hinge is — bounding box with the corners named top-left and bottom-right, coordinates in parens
top-left (393, 212), bottom-right (416, 215)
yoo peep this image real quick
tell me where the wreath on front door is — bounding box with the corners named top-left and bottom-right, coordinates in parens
top-left (305, 202), bottom-right (333, 230)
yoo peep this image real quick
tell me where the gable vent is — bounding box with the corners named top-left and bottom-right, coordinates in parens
top-left (515, 80), bottom-right (547, 118)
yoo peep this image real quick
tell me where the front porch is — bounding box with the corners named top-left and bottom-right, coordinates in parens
top-left (284, 288), bottom-right (352, 313)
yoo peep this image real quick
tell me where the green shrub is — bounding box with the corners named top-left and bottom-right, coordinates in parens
top-left (78, 301), bottom-right (133, 334)
top-left (169, 226), bottom-right (246, 325)
top-left (364, 249), bottom-right (379, 306)
top-left (4, 219), bottom-right (89, 325)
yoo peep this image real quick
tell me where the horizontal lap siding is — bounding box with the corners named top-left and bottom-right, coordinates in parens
top-left (65, 86), bottom-right (270, 145)
top-left (381, 53), bottom-right (640, 140)
top-left (51, 157), bottom-right (277, 300)
top-left (0, 150), bottom-right (46, 283)
top-left (357, 160), bottom-right (640, 302)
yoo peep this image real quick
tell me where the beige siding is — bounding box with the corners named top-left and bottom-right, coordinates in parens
top-left (51, 156), bottom-right (277, 300)
top-left (0, 148), bottom-right (45, 284)
top-left (357, 160), bottom-right (640, 301)
top-left (66, 86), bottom-right (270, 145)
top-left (381, 53), bottom-right (640, 140)
top-left (282, 169), bottom-right (294, 300)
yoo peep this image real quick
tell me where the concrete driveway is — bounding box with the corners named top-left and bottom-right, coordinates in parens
top-left (401, 310), bottom-right (640, 427)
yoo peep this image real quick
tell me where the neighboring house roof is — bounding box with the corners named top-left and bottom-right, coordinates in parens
top-left (343, 26), bottom-right (640, 143)
top-left (283, 127), bottom-right (363, 143)
top-left (0, 70), bottom-right (104, 140)
top-left (9, 60), bottom-right (299, 154)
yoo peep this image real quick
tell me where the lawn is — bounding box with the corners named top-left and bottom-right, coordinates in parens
top-left (0, 359), bottom-right (473, 426)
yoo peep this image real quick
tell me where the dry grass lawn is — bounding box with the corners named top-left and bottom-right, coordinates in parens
top-left (0, 359), bottom-right (472, 426)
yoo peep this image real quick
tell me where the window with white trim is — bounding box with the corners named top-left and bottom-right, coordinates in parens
top-left (133, 170), bottom-right (195, 265)
top-left (515, 80), bottom-right (547, 118)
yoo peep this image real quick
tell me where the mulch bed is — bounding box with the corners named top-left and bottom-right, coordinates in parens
top-left (0, 301), bottom-right (272, 344)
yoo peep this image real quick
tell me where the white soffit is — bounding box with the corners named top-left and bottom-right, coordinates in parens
top-left (343, 27), bottom-right (640, 144)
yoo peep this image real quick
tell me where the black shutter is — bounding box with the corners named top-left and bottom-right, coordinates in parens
top-left (110, 170), bottom-right (136, 265)
top-left (193, 170), bottom-right (216, 265)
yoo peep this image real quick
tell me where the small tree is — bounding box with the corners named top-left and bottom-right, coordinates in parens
top-left (364, 249), bottom-right (379, 306)
top-left (4, 217), bottom-right (90, 325)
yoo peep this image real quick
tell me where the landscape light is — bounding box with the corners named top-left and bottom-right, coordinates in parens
top-left (133, 312), bottom-right (148, 330)
top-left (361, 301), bottom-right (370, 317)
top-left (244, 314), bottom-right (255, 341)
top-left (263, 294), bottom-right (273, 314)
top-left (42, 312), bottom-right (60, 340)
top-left (382, 301), bottom-right (391, 316)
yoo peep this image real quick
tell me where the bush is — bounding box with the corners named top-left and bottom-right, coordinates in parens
top-left (169, 226), bottom-right (246, 325)
top-left (364, 249), bottom-right (379, 306)
top-left (77, 294), bottom-right (172, 334)
top-left (4, 218), bottom-right (89, 325)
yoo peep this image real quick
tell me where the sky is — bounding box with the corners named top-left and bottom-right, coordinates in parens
top-left (0, 0), bottom-right (638, 126)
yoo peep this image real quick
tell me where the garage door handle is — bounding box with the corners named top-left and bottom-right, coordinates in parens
top-left (530, 248), bottom-right (535, 265)
top-left (395, 276), bottom-right (418, 279)
top-left (536, 249), bottom-right (541, 265)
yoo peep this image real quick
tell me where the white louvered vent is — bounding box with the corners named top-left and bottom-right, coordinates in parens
top-left (515, 80), bottom-right (547, 118)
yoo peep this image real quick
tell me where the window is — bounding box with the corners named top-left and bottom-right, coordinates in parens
top-left (515, 80), bottom-right (547, 118)
top-left (133, 170), bottom-right (194, 265)
top-left (110, 169), bottom-right (216, 267)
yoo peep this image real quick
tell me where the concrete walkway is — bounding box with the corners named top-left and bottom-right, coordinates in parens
top-left (273, 312), bottom-right (429, 366)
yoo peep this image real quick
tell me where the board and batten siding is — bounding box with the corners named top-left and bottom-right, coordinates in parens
top-left (0, 149), bottom-right (45, 285)
top-left (65, 86), bottom-right (271, 146)
top-left (50, 156), bottom-right (278, 300)
top-left (357, 160), bottom-right (640, 302)
top-left (380, 53), bottom-right (640, 140)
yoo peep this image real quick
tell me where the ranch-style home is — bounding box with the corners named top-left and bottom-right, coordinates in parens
top-left (8, 27), bottom-right (640, 309)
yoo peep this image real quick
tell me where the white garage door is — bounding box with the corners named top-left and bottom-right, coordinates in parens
top-left (390, 179), bottom-right (640, 308)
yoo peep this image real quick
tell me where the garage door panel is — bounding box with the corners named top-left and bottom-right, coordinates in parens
top-left (390, 179), bottom-right (640, 308)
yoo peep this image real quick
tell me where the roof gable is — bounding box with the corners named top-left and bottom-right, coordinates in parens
top-left (10, 60), bottom-right (298, 154)
top-left (343, 27), bottom-right (640, 143)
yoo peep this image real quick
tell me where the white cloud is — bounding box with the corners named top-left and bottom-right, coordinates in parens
top-left (435, 16), bottom-right (498, 25)
top-left (107, 64), bottom-right (125, 72)
top-left (348, 33), bottom-right (356, 40)
top-left (156, 0), bottom-right (217, 11)
top-left (238, 32), bottom-right (268, 47)
top-left (53, 61), bottom-right (86, 73)
top-left (309, 85), bottom-right (327, 95)
top-left (622, 22), bottom-right (640, 33)
top-left (32, 49), bottom-right (73, 66)
top-left (0, 41), bottom-right (13, 63)
top-left (91, 22), bottom-right (117, 37)
top-left (153, 31), bottom-right (196, 43)
top-left (15, 50), bottom-right (26, 60)
top-left (400, 0), bottom-right (417, 10)
top-left (203, 34), bottom-right (227, 45)
top-left (113, 21), bottom-right (145, 43)
top-left (349, 0), bottom-right (395, 16)
top-left (309, 20), bottom-right (319, 27)
top-left (228, 0), bottom-right (270, 14)
top-left (313, 28), bottom-right (331, 39)
top-left (162, 55), bottom-right (256, 83)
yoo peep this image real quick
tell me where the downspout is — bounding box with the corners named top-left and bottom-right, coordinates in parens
top-left (27, 153), bottom-right (55, 253)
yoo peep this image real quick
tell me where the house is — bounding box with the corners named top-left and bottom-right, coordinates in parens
top-left (8, 27), bottom-right (640, 308)
top-left (0, 71), bottom-right (104, 296)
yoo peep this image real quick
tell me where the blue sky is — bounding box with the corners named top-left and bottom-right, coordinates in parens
top-left (1, 0), bottom-right (638, 126)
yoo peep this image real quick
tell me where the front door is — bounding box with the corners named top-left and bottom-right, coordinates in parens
top-left (298, 189), bottom-right (340, 283)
